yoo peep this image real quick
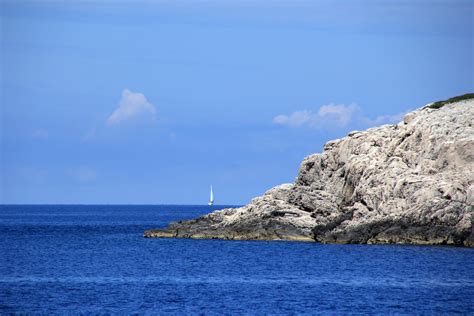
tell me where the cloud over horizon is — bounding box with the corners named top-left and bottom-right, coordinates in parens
top-left (273, 103), bottom-right (360, 128)
top-left (273, 103), bottom-right (409, 129)
top-left (363, 110), bottom-right (410, 126)
top-left (106, 89), bottom-right (156, 126)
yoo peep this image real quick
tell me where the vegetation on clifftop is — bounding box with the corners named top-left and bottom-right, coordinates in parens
top-left (427, 93), bottom-right (474, 109)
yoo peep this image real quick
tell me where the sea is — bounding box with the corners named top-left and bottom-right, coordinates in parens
top-left (1, 205), bottom-right (473, 314)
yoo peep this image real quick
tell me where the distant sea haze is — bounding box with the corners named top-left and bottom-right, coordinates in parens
top-left (1, 205), bottom-right (473, 314)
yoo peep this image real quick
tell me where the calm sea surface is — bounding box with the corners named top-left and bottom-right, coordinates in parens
top-left (0, 205), bottom-right (473, 314)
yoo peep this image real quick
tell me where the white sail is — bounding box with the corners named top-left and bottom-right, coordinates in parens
top-left (208, 185), bottom-right (214, 205)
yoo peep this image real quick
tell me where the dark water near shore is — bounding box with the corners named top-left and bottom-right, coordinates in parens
top-left (1, 205), bottom-right (473, 314)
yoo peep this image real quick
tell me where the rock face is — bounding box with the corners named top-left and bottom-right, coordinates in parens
top-left (145, 98), bottom-right (474, 246)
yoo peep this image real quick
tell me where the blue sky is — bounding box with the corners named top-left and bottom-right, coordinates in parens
top-left (1, 0), bottom-right (472, 204)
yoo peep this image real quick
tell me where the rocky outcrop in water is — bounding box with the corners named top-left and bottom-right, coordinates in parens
top-left (145, 96), bottom-right (474, 246)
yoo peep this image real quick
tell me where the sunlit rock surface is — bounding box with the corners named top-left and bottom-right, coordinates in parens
top-left (145, 98), bottom-right (474, 246)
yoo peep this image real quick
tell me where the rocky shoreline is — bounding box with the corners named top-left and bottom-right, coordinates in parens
top-left (145, 95), bottom-right (474, 247)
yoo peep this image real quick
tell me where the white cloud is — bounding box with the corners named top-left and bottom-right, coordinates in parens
top-left (273, 103), bottom-right (414, 129)
top-left (106, 89), bottom-right (156, 126)
top-left (273, 103), bottom-right (359, 128)
top-left (32, 129), bottom-right (49, 139)
top-left (318, 103), bottom-right (359, 126)
top-left (272, 110), bottom-right (313, 127)
top-left (364, 110), bottom-right (410, 126)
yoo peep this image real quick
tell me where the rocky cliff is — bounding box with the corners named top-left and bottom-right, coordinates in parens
top-left (145, 95), bottom-right (474, 246)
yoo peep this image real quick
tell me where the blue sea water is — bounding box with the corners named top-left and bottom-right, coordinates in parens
top-left (0, 205), bottom-right (473, 314)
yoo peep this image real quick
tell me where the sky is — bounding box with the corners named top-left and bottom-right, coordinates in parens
top-left (1, 0), bottom-right (473, 205)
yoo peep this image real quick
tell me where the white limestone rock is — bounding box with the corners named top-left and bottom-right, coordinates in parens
top-left (145, 98), bottom-right (474, 246)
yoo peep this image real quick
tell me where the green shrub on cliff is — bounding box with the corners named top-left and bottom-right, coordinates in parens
top-left (427, 93), bottom-right (474, 109)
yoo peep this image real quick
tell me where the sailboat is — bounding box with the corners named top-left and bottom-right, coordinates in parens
top-left (208, 185), bottom-right (214, 206)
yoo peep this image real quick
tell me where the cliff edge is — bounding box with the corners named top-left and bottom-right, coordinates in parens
top-left (145, 95), bottom-right (474, 246)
